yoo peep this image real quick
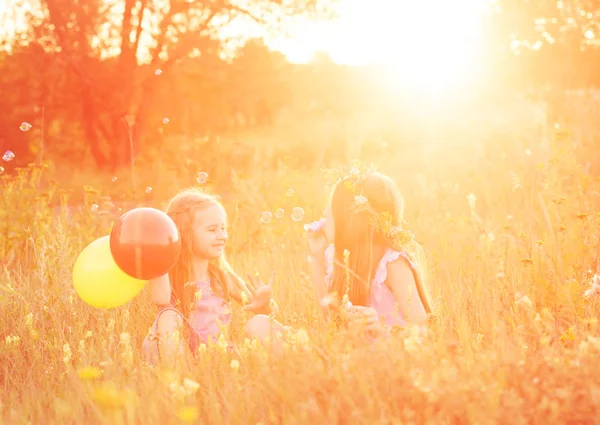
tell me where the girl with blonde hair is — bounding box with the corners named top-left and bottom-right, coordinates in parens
top-left (142, 188), bottom-right (285, 364)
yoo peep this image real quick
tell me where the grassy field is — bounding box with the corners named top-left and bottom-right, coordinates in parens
top-left (2, 103), bottom-right (600, 425)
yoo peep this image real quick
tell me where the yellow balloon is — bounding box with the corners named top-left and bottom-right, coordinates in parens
top-left (73, 235), bottom-right (147, 309)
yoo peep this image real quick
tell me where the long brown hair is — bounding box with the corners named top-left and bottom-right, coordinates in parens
top-left (166, 188), bottom-right (250, 318)
top-left (329, 172), bottom-right (433, 314)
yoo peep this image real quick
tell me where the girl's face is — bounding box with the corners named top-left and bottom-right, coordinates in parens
top-left (323, 206), bottom-right (334, 242)
top-left (191, 203), bottom-right (228, 259)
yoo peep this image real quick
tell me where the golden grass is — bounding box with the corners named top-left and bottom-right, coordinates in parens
top-left (1, 114), bottom-right (600, 425)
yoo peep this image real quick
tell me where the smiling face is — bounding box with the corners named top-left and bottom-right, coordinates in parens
top-left (191, 202), bottom-right (228, 259)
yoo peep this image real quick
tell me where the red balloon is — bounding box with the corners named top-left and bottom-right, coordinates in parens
top-left (109, 207), bottom-right (181, 280)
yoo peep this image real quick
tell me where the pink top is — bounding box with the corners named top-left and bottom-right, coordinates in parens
top-left (188, 280), bottom-right (232, 350)
top-left (142, 280), bottom-right (231, 364)
top-left (323, 244), bottom-right (418, 328)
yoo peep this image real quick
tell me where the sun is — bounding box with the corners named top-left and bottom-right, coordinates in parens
top-left (273, 0), bottom-right (492, 93)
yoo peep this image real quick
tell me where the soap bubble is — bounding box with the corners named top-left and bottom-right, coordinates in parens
top-left (145, 186), bottom-right (153, 194)
top-left (2, 151), bottom-right (15, 162)
top-left (0, 166), bottom-right (4, 174)
top-left (275, 208), bottom-right (284, 219)
top-left (286, 188), bottom-right (294, 197)
top-left (162, 118), bottom-right (170, 125)
top-left (20, 122), bottom-right (32, 132)
top-left (91, 204), bottom-right (99, 213)
top-left (291, 207), bottom-right (305, 222)
top-left (155, 69), bottom-right (162, 76)
top-left (261, 211), bottom-right (273, 224)
top-left (197, 172), bottom-right (208, 184)
top-left (111, 176), bottom-right (118, 183)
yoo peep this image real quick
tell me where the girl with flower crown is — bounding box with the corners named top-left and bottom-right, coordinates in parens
top-left (305, 166), bottom-right (433, 339)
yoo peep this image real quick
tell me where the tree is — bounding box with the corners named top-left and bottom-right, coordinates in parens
top-left (3, 0), bottom-right (331, 170)
top-left (485, 0), bottom-right (600, 89)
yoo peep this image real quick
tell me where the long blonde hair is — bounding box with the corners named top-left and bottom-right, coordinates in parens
top-left (329, 172), bottom-right (433, 314)
top-left (166, 188), bottom-right (250, 318)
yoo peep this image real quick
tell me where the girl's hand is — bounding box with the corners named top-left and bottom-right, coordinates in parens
top-left (347, 306), bottom-right (383, 339)
top-left (244, 271), bottom-right (276, 315)
top-left (306, 219), bottom-right (329, 257)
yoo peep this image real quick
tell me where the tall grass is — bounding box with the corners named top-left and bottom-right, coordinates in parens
top-left (1, 108), bottom-right (600, 425)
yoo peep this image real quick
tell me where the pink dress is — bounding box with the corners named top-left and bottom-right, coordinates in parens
top-left (142, 280), bottom-right (232, 364)
top-left (323, 244), bottom-right (419, 329)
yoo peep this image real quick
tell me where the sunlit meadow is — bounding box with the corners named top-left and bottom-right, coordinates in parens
top-left (2, 92), bottom-right (600, 424)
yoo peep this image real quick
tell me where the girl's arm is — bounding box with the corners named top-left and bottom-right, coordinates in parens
top-left (385, 258), bottom-right (428, 326)
top-left (150, 273), bottom-right (172, 307)
top-left (155, 309), bottom-right (184, 365)
top-left (309, 254), bottom-right (328, 306)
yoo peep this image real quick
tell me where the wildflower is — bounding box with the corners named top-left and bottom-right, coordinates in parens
top-left (319, 292), bottom-right (340, 309)
top-left (119, 332), bottom-right (131, 344)
top-left (341, 293), bottom-right (352, 310)
top-left (240, 291), bottom-right (249, 306)
top-left (584, 274), bottom-right (600, 298)
top-left (466, 193), bottom-right (477, 210)
top-left (91, 383), bottom-right (130, 409)
top-left (514, 293), bottom-right (534, 310)
top-left (304, 218), bottom-right (325, 233)
top-left (176, 406), bottom-right (199, 423)
top-left (230, 359), bottom-right (240, 372)
top-left (63, 343), bottom-right (73, 365)
top-left (24, 312), bottom-right (33, 327)
top-left (182, 378), bottom-right (200, 394)
top-left (354, 195), bottom-right (368, 206)
top-left (216, 334), bottom-right (228, 352)
top-left (296, 328), bottom-right (310, 346)
top-left (4, 335), bottom-right (20, 347)
top-left (77, 366), bottom-right (103, 381)
top-left (28, 329), bottom-right (39, 340)
top-left (195, 343), bottom-right (207, 356)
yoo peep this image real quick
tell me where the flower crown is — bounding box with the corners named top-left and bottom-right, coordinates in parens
top-left (321, 162), bottom-right (414, 250)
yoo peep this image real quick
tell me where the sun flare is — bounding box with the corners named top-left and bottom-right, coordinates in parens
top-left (274, 0), bottom-right (492, 92)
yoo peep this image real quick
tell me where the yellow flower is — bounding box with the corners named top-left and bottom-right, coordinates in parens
top-left (24, 312), bottom-right (33, 327)
top-left (230, 359), bottom-right (240, 372)
top-left (4, 335), bottom-right (20, 347)
top-left (62, 343), bottom-right (73, 365)
top-left (182, 378), bottom-right (200, 394)
top-left (91, 383), bottom-right (135, 409)
top-left (119, 332), bottom-right (131, 344)
top-left (296, 329), bottom-right (310, 346)
top-left (176, 406), bottom-right (199, 423)
top-left (77, 366), bottom-right (103, 381)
